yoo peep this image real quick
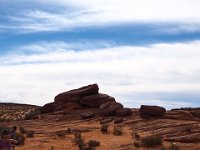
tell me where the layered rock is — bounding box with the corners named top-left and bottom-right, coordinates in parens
top-left (99, 102), bottom-right (123, 116)
top-left (116, 108), bottom-right (132, 116)
top-left (40, 102), bottom-right (63, 114)
top-left (80, 111), bottom-right (95, 120)
top-left (54, 84), bottom-right (99, 104)
top-left (139, 105), bottom-right (166, 118)
top-left (80, 93), bottom-right (115, 107)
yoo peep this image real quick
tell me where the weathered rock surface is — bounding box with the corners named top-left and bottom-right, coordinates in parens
top-left (80, 93), bottom-right (115, 107)
top-left (99, 102), bottom-right (123, 116)
top-left (114, 118), bottom-right (123, 124)
top-left (100, 118), bottom-right (113, 124)
top-left (80, 111), bottom-right (95, 120)
top-left (139, 105), bottom-right (166, 118)
top-left (165, 133), bottom-right (200, 143)
top-left (40, 102), bottom-right (63, 114)
top-left (116, 108), bottom-right (132, 116)
top-left (54, 84), bottom-right (99, 104)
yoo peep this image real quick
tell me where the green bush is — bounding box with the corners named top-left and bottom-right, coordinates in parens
top-left (24, 108), bottom-right (41, 120)
top-left (141, 135), bottom-right (163, 147)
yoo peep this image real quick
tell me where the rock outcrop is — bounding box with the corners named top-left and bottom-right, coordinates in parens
top-left (139, 105), bottom-right (166, 118)
top-left (41, 83), bottom-right (133, 115)
top-left (80, 111), bottom-right (95, 120)
top-left (116, 108), bottom-right (132, 116)
top-left (54, 84), bottom-right (99, 104)
top-left (40, 102), bottom-right (63, 114)
top-left (80, 93), bottom-right (115, 107)
top-left (99, 102), bottom-right (123, 116)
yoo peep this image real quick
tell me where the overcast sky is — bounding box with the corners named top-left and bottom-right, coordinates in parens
top-left (0, 0), bottom-right (200, 109)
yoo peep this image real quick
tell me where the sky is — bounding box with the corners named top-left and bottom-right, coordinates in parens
top-left (0, 0), bottom-right (200, 109)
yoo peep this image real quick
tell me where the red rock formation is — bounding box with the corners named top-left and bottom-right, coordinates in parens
top-left (116, 108), bottom-right (133, 116)
top-left (99, 102), bottom-right (123, 116)
top-left (54, 84), bottom-right (99, 104)
top-left (80, 111), bottom-right (95, 119)
top-left (80, 93), bottom-right (115, 107)
top-left (40, 102), bottom-right (63, 114)
top-left (139, 105), bottom-right (166, 118)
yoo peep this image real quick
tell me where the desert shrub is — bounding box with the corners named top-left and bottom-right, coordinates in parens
top-left (134, 141), bottom-right (141, 148)
top-left (113, 125), bottom-right (122, 136)
top-left (131, 131), bottom-right (140, 139)
top-left (56, 130), bottom-right (66, 138)
top-left (0, 118), bottom-right (6, 122)
top-left (25, 110), bottom-right (37, 120)
top-left (25, 108), bottom-right (41, 120)
top-left (67, 128), bottom-right (72, 134)
top-left (88, 140), bottom-right (100, 148)
top-left (73, 132), bottom-right (86, 150)
top-left (26, 130), bottom-right (35, 138)
top-left (100, 124), bottom-right (109, 134)
top-left (16, 132), bottom-right (25, 145)
top-left (169, 142), bottom-right (179, 150)
top-left (19, 127), bottom-right (26, 134)
top-left (141, 135), bottom-right (163, 147)
top-left (33, 107), bottom-right (41, 115)
top-left (50, 146), bottom-right (55, 150)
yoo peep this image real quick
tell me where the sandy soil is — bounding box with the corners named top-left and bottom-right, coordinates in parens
top-left (1, 105), bottom-right (200, 150)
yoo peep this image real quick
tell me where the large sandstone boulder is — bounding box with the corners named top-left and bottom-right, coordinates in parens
top-left (80, 93), bottom-right (115, 107)
top-left (54, 84), bottom-right (99, 104)
top-left (139, 105), bottom-right (166, 118)
top-left (116, 108), bottom-right (133, 116)
top-left (40, 102), bottom-right (63, 114)
top-left (63, 102), bottom-right (83, 110)
top-left (99, 102), bottom-right (123, 116)
top-left (80, 111), bottom-right (95, 120)
top-left (114, 118), bottom-right (123, 124)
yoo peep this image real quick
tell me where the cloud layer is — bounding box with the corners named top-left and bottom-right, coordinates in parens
top-left (1, 0), bottom-right (200, 33)
top-left (0, 41), bottom-right (200, 109)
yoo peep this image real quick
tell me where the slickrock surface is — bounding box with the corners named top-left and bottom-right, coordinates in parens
top-left (1, 84), bottom-right (200, 150)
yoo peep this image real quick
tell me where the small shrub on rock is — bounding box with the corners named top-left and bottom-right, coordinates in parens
top-left (141, 135), bottom-right (163, 147)
top-left (100, 124), bottom-right (109, 134)
top-left (25, 111), bottom-right (37, 120)
top-left (56, 130), bottom-right (66, 138)
top-left (169, 142), bottom-right (179, 150)
top-left (26, 130), bottom-right (35, 138)
top-left (113, 125), bottom-right (122, 136)
top-left (88, 140), bottom-right (100, 148)
top-left (72, 132), bottom-right (86, 150)
top-left (67, 128), bottom-right (72, 134)
top-left (131, 131), bottom-right (140, 139)
top-left (19, 127), bottom-right (26, 134)
top-left (16, 132), bottom-right (25, 145)
top-left (134, 141), bottom-right (141, 148)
